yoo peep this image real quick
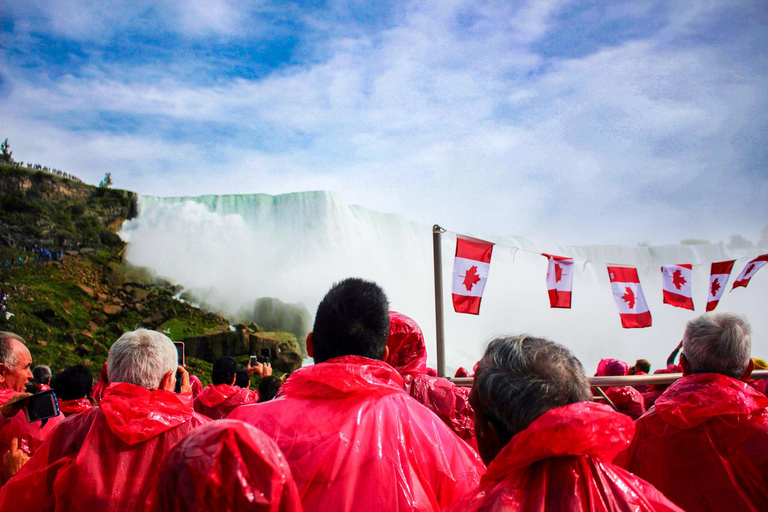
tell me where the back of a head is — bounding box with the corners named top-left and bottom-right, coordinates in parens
top-left (385, 311), bottom-right (428, 375)
top-left (634, 359), bottom-right (651, 374)
top-left (475, 335), bottom-right (592, 441)
top-left (683, 312), bottom-right (752, 379)
top-left (311, 278), bottom-right (390, 363)
top-left (152, 420), bottom-right (302, 512)
top-left (235, 366), bottom-right (250, 388)
top-left (212, 356), bottom-right (237, 386)
top-left (107, 329), bottom-right (177, 390)
top-left (596, 358), bottom-right (629, 377)
top-left (52, 365), bottom-right (93, 401)
top-left (33, 365), bottom-right (52, 385)
top-left (258, 376), bottom-right (283, 403)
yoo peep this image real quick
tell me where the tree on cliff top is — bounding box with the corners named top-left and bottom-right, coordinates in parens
top-left (99, 172), bottom-right (113, 189)
top-left (0, 139), bottom-right (13, 164)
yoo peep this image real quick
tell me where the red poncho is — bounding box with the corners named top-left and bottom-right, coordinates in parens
top-left (193, 383), bottom-right (259, 420)
top-left (145, 420), bottom-right (303, 512)
top-left (445, 402), bottom-right (682, 512)
top-left (57, 397), bottom-right (93, 417)
top-left (618, 373), bottom-right (768, 512)
top-left (91, 362), bottom-right (109, 404)
top-left (603, 385), bottom-right (646, 420)
top-left (386, 312), bottom-right (476, 445)
top-left (0, 389), bottom-right (63, 485)
top-left (0, 382), bottom-right (210, 511)
top-left (228, 355), bottom-right (485, 512)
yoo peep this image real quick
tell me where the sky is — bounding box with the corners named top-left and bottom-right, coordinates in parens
top-left (1, 0), bottom-right (767, 247)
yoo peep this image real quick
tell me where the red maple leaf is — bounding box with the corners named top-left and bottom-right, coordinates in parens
top-left (745, 264), bottom-right (755, 276)
top-left (622, 287), bottom-right (636, 309)
top-left (554, 263), bottom-right (563, 283)
top-left (710, 278), bottom-right (721, 297)
top-left (672, 269), bottom-right (687, 290)
top-left (460, 265), bottom-right (482, 292)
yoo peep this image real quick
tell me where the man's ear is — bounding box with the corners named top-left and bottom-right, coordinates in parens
top-left (680, 353), bottom-right (690, 376)
top-left (159, 370), bottom-right (175, 391)
top-left (306, 332), bottom-right (314, 358)
top-left (0, 363), bottom-right (6, 384)
top-left (742, 358), bottom-right (755, 381)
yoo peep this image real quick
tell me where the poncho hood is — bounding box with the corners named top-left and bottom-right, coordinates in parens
top-left (100, 382), bottom-right (195, 445)
top-left (196, 383), bottom-right (239, 407)
top-left (282, 355), bottom-right (404, 400)
top-left (485, 401), bottom-right (634, 479)
top-left (57, 397), bottom-right (93, 416)
top-left (385, 311), bottom-right (428, 376)
top-left (655, 372), bottom-right (768, 429)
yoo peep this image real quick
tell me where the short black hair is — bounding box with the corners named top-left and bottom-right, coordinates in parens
top-left (52, 365), bottom-right (93, 401)
top-left (311, 278), bottom-right (390, 363)
top-left (212, 356), bottom-right (238, 386)
top-left (258, 375), bottom-right (283, 403)
top-left (235, 366), bottom-right (250, 388)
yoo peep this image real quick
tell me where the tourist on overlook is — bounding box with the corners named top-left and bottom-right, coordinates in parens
top-left (229, 277), bottom-right (484, 512)
top-left (51, 364), bottom-right (93, 417)
top-left (619, 312), bottom-right (768, 511)
top-left (385, 311), bottom-right (476, 447)
top-left (0, 332), bottom-right (62, 484)
top-left (193, 356), bottom-right (262, 420)
top-left (0, 328), bottom-right (210, 510)
top-left (594, 358), bottom-right (646, 420)
top-left (445, 335), bottom-right (682, 512)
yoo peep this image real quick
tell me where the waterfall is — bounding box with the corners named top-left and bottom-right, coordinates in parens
top-left (119, 191), bottom-right (767, 374)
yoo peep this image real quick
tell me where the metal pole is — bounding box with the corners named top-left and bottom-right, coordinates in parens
top-left (433, 225), bottom-right (446, 378)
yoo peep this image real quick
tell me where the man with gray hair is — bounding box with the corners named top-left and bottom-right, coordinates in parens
top-left (620, 312), bottom-right (768, 511)
top-left (0, 329), bottom-right (210, 510)
top-left (32, 365), bottom-right (51, 391)
top-left (445, 335), bottom-right (681, 512)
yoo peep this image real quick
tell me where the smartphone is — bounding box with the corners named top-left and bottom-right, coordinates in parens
top-left (174, 342), bottom-right (185, 366)
top-left (14, 390), bottom-right (60, 426)
top-left (249, 355), bottom-right (258, 367)
top-left (259, 348), bottom-right (271, 364)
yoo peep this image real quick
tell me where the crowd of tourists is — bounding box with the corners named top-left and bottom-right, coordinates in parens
top-left (0, 276), bottom-right (765, 511)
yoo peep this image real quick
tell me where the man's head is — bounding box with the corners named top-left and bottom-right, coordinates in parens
top-left (632, 359), bottom-right (651, 374)
top-left (52, 365), bottom-right (93, 401)
top-left (33, 365), bottom-right (52, 386)
top-left (681, 312), bottom-right (752, 380)
top-left (235, 366), bottom-right (250, 388)
top-left (308, 278), bottom-right (390, 364)
top-left (471, 335), bottom-right (592, 465)
top-left (212, 356), bottom-right (238, 386)
top-left (108, 329), bottom-right (178, 390)
top-left (0, 332), bottom-right (33, 393)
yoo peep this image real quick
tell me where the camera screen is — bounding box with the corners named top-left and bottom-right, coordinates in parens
top-left (23, 391), bottom-right (60, 423)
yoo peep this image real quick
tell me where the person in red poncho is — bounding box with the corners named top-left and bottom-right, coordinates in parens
top-left (385, 311), bottom-right (476, 447)
top-left (445, 335), bottom-right (682, 512)
top-left (51, 364), bottom-right (93, 417)
top-left (229, 278), bottom-right (485, 512)
top-left (145, 419), bottom-right (303, 512)
top-left (194, 356), bottom-right (260, 419)
top-left (618, 312), bottom-right (768, 512)
top-left (0, 332), bottom-right (63, 484)
top-left (0, 328), bottom-right (211, 511)
top-left (594, 358), bottom-right (646, 420)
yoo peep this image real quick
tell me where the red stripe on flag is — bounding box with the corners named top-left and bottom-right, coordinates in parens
top-left (542, 253), bottom-right (571, 261)
top-left (548, 289), bottom-right (572, 309)
top-left (663, 289), bottom-right (694, 310)
top-left (452, 294), bottom-right (482, 315)
top-left (711, 260), bottom-right (735, 275)
top-left (608, 267), bottom-right (639, 283)
top-left (455, 236), bottom-right (494, 263)
top-left (619, 311), bottom-right (652, 329)
top-left (705, 299), bottom-right (720, 312)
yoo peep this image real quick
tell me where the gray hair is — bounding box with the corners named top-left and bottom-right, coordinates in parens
top-left (33, 365), bottom-right (52, 385)
top-left (108, 329), bottom-right (178, 390)
top-left (0, 332), bottom-right (26, 370)
top-left (475, 335), bottom-right (592, 439)
top-left (683, 312), bottom-right (752, 379)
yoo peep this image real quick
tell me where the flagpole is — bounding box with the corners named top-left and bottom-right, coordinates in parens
top-left (433, 224), bottom-right (447, 378)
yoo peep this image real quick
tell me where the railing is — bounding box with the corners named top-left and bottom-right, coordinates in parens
top-left (449, 369), bottom-right (768, 387)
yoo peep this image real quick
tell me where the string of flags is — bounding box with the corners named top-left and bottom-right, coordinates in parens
top-left (450, 233), bottom-right (768, 329)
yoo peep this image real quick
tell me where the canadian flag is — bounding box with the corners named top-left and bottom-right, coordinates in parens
top-left (661, 264), bottom-right (694, 310)
top-left (452, 236), bottom-right (494, 315)
top-left (544, 254), bottom-right (573, 308)
top-left (732, 254), bottom-right (768, 290)
top-left (607, 267), bottom-right (652, 328)
top-left (706, 260), bottom-right (735, 312)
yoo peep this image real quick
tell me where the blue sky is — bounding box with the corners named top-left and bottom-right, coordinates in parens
top-left (1, 0), bottom-right (767, 246)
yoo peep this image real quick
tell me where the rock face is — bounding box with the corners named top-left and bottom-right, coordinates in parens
top-left (237, 297), bottom-right (311, 355)
top-left (182, 325), bottom-right (303, 374)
